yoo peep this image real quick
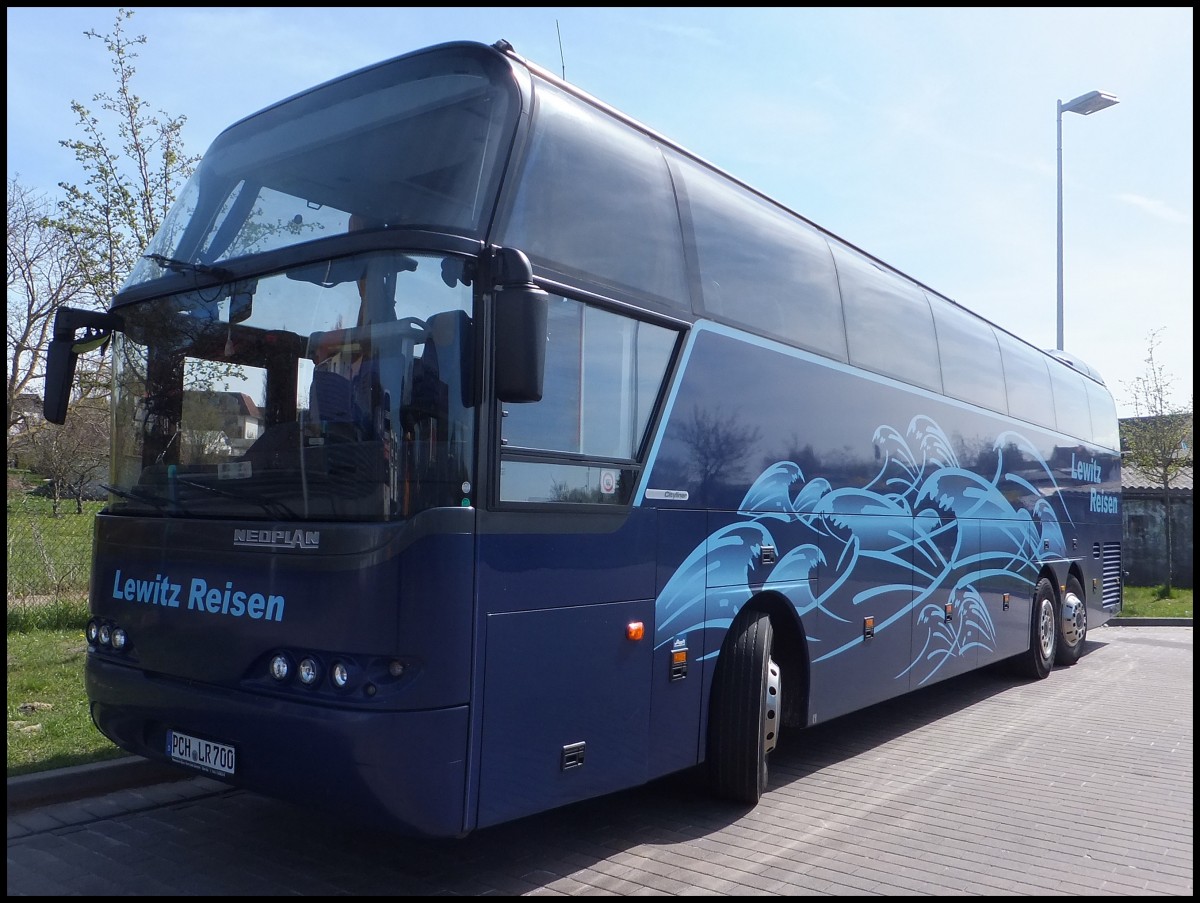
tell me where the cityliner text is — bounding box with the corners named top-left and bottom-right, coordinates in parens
top-left (111, 569), bottom-right (286, 621)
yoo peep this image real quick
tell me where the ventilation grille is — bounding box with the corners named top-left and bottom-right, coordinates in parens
top-left (1101, 542), bottom-right (1122, 607)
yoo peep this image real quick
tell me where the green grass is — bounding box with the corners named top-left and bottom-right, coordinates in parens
top-left (5, 585), bottom-right (1191, 778)
top-left (7, 595), bottom-right (91, 633)
top-left (6, 628), bottom-right (124, 776)
top-left (1120, 584), bottom-right (1193, 618)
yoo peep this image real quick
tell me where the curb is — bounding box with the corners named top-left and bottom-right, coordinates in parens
top-left (1106, 617), bottom-right (1193, 627)
top-left (7, 756), bottom-right (188, 814)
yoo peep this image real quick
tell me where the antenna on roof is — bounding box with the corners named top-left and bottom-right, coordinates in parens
top-left (556, 19), bottom-right (566, 80)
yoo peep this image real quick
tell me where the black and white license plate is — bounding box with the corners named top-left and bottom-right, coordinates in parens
top-left (166, 729), bottom-right (236, 776)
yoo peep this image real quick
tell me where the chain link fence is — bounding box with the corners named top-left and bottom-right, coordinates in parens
top-left (6, 482), bottom-right (100, 623)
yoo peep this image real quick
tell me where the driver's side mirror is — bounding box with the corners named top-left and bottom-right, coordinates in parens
top-left (43, 307), bottom-right (124, 424)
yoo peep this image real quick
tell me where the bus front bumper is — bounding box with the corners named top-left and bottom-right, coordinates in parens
top-left (85, 654), bottom-right (472, 838)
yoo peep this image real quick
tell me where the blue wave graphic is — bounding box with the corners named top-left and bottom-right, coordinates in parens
top-left (653, 415), bottom-right (1068, 686)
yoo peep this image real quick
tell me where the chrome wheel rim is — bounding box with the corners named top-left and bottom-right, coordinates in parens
top-left (1061, 591), bottom-right (1087, 647)
top-left (763, 657), bottom-right (780, 754)
top-left (1037, 597), bottom-right (1056, 660)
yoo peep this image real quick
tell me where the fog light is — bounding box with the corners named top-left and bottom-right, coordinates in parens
top-left (111, 628), bottom-right (128, 651)
top-left (98, 624), bottom-right (112, 646)
top-left (331, 661), bottom-right (350, 689)
top-left (298, 657), bottom-right (319, 686)
top-left (269, 654), bottom-right (291, 681)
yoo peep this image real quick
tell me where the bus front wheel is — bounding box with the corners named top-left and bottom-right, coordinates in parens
top-left (1055, 575), bottom-right (1088, 666)
top-left (707, 610), bottom-right (781, 804)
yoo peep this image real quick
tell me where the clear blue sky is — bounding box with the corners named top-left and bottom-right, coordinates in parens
top-left (7, 7), bottom-right (1194, 417)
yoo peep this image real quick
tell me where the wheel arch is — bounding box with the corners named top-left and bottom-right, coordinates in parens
top-left (1037, 563), bottom-right (1062, 606)
top-left (725, 590), bottom-right (809, 731)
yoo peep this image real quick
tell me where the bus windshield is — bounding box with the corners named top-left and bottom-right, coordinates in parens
top-left (109, 251), bottom-right (476, 521)
top-left (123, 45), bottom-right (517, 289)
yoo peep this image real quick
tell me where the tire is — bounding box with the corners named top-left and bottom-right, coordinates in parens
top-left (1012, 577), bottom-right (1057, 680)
top-left (707, 610), bottom-right (781, 804)
top-left (1055, 575), bottom-right (1088, 666)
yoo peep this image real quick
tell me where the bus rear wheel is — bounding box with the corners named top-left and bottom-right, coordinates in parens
top-left (1055, 575), bottom-right (1087, 666)
top-left (707, 610), bottom-right (781, 804)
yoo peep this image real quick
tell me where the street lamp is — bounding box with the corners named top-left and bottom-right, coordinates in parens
top-left (1057, 90), bottom-right (1119, 351)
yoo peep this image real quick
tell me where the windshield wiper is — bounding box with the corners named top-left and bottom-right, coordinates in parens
top-left (172, 475), bottom-right (298, 519)
top-left (101, 483), bottom-right (174, 512)
top-left (143, 254), bottom-right (233, 281)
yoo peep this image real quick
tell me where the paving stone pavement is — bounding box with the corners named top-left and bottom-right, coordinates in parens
top-left (7, 624), bottom-right (1192, 895)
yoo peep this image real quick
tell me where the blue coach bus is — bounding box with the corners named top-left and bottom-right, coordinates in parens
top-left (44, 39), bottom-right (1123, 838)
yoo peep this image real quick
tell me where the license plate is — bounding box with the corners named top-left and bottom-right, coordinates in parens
top-left (166, 729), bottom-right (236, 776)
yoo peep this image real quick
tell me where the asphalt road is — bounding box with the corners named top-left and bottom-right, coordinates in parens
top-left (7, 623), bottom-right (1192, 895)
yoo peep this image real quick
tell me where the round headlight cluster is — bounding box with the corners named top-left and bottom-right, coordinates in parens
top-left (268, 652), bottom-right (356, 692)
top-left (87, 619), bottom-right (130, 654)
top-left (264, 652), bottom-right (407, 697)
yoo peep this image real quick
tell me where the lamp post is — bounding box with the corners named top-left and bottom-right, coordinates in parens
top-left (1057, 90), bottom-right (1119, 351)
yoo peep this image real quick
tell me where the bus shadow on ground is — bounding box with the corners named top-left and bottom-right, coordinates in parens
top-left (198, 641), bottom-right (1109, 894)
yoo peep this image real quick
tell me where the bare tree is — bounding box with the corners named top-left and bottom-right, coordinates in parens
top-left (1121, 328), bottom-right (1194, 594)
top-left (6, 178), bottom-right (90, 458)
top-left (677, 406), bottom-right (762, 500)
top-left (25, 393), bottom-right (109, 515)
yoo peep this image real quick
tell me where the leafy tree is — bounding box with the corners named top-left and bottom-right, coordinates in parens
top-left (54, 7), bottom-right (200, 309)
top-left (1121, 328), bottom-right (1194, 594)
top-left (7, 9), bottom-right (199, 502)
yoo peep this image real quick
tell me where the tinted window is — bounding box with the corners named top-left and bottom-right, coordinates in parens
top-left (672, 155), bottom-right (846, 360)
top-left (130, 48), bottom-right (517, 288)
top-left (500, 294), bottom-right (676, 504)
top-left (1048, 362), bottom-right (1093, 440)
top-left (931, 301), bottom-right (1007, 413)
top-left (996, 333), bottom-right (1056, 429)
top-left (1085, 380), bottom-right (1121, 451)
top-left (834, 244), bottom-right (942, 392)
top-left (496, 81), bottom-right (687, 308)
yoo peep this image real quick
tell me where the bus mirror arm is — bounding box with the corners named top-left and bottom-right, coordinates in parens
top-left (43, 307), bottom-right (125, 425)
top-left (491, 247), bottom-right (548, 403)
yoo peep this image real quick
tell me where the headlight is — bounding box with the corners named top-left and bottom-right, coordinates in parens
top-left (298, 657), bottom-right (319, 686)
top-left (111, 628), bottom-right (128, 651)
top-left (269, 654), bottom-right (291, 681)
top-left (331, 661), bottom-right (350, 689)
